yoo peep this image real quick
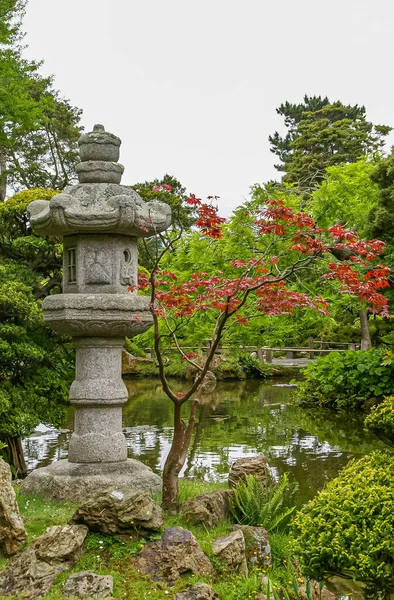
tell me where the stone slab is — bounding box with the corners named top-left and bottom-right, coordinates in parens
top-left (20, 459), bottom-right (161, 502)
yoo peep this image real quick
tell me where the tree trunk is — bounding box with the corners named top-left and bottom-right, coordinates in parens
top-left (162, 401), bottom-right (198, 513)
top-left (1, 436), bottom-right (27, 477)
top-left (360, 308), bottom-right (372, 351)
top-left (0, 151), bottom-right (7, 201)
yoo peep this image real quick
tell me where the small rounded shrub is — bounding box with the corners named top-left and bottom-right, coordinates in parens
top-left (364, 395), bottom-right (394, 447)
top-left (296, 349), bottom-right (394, 410)
top-left (292, 451), bottom-right (394, 592)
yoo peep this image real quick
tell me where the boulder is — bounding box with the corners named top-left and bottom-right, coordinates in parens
top-left (0, 523), bottom-right (88, 599)
top-left (233, 525), bottom-right (271, 568)
top-left (0, 458), bottom-right (27, 556)
top-left (175, 582), bottom-right (220, 599)
top-left (180, 489), bottom-right (233, 528)
top-left (72, 491), bottom-right (164, 535)
top-left (255, 577), bottom-right (275, 600)
top-left (228, 456), bottom-right (271, 489)
top-left (64, 571), bottom-right (113, 598)
top-left (298, 581), bottom-right (336, 600)
top-left (212, 529), bottom-right (248, 576)
top-left (133, 526), bottom-right (214, 585)
top-left (122, 350), bottom-right (153, 375)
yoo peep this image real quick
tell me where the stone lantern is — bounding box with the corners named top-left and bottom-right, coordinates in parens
top-left (20, 125), bottom-right (171, 501)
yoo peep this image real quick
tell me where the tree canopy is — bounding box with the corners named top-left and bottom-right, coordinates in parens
top-left (0, 0), bottom-right (82, 199)
top-left (269, 95), bottom-right (391, 189)
top-left (0, 189), bottom-right (73, 474)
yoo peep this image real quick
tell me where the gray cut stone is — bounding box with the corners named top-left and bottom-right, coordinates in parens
top-left (79, 125), bottom-right (121, 162)
top-left (27, 183), bottom-right (171, 238)
top-left (180, 489), bottom-right (234, 528)
top-left (212, 529), bottom-right (248, 576)
top-left (72, 491), bottom-right (164, 535)
top-left (233, 525), bottom-right (271, 568)
top-left (0, 524), bottom-right (88, 599)
top-left (0, 458), bottom-right (27, 556)
top-left (76, 161), bottom-right (124, 184)
top-left (175, 583), bottom-right (220, 600)
top-left (42, 295), bottom-right (153, 337)
top-left (228, 456), bottom-right (272, 489)
top-left (20, 459), bottom-right (161, 503)
top-left (64, 571), bottom-right (113, 598)
top-left (133, 526), bottom-right (214, 585)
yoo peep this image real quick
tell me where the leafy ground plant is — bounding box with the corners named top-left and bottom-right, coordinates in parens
top-left (296, 349), bottom-right (394, 410)
top-left (230, 473), bottom-right (298, 533)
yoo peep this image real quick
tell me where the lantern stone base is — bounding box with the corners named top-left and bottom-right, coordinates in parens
top-left (20, 459), bottom-right (161, 503)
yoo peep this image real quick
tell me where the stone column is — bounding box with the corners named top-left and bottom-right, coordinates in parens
top-left (68, 337), bottom-right (128, 464)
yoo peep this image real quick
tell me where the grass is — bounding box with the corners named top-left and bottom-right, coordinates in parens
top-left (0, 480), bottom-right (313, 600)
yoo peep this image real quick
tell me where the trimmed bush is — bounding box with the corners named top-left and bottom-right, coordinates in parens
top-left (292, 451), bottom-right (394, 593)
top-left (364, 395), bottom-right (394, 447)
top-left (296, 349), bottom-right (394, 410)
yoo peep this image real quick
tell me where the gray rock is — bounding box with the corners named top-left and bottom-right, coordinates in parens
top-left (180, 489), bottom-right (233, 528)
top-left (0, 523), bottom-right (88, 599)
top-left (255, 578), bottom-right (275, 600)
top-left (233, 525), bottom-right (271, 568)
top-left (64, 571), bottom-right (113, 598)
top-left (228, 456), bottom-right (271, 489)
top-left (133, 526), bottom-right (214, 585)
top-left (0, 458), bottom-right (27, 556)
top-left (298, 581), bottom-right (336, 600)
top-left (20, 459), bottom-right (161, 503)
top-left (175, 582), bottom-right (220, 599)
top-left (212, 529), bottom-right (248, 576)
top-left (72, 491), bottom-right (164, 535)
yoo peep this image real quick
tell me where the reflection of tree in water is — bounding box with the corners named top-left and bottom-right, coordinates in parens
top-left (23, 432), bottom-right (70, 472)
top-left (122, 379), bottom-right (385, 502)
top-left (23, 379), bottom-right (384, 501)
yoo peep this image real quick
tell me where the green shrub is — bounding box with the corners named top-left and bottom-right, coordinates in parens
top-left (230, 473), bottom-right (298, 533)
top-left (236, 351), bottom-right (275, 378)
top-left (292, 451), bottom-right (394, 593)
top-left (364, 395), bottom-right (394, 447)
top-left (124, 338), bottom-right (147, 358)
top-left (217, 351), bottom-right (275, 380)
top-left (296, 349), bottom-right (394, 410)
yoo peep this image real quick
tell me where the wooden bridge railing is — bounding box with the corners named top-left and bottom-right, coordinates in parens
top-left (144, 338), bottom-right (360, 363)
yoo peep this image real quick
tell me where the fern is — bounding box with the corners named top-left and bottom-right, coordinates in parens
top-left (230, 473), bottom-right (298, 533)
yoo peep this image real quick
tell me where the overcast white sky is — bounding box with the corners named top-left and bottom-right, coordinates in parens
top-left (22, 0), bottom-right (394, 216)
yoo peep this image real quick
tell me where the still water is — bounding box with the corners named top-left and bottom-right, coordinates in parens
top-left (22, 378), bottom-right (384, 505)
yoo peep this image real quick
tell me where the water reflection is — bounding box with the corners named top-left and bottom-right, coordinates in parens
top-left (22, 378), bottom-right (384, 504)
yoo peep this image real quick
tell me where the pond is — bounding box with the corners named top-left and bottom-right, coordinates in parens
top-left (22, 377), bottom-right (384, 506)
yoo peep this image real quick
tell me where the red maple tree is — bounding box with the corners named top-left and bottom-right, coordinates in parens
top-left (131, 190), bottom-right (390, 511)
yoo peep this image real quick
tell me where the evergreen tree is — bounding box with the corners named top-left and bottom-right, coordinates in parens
top-left (269, 96), bottom-right (391, 189)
